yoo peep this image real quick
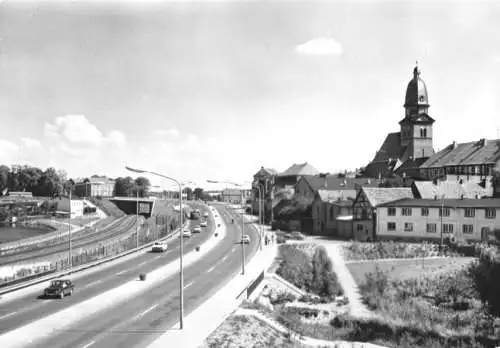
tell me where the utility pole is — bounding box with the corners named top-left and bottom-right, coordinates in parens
top-left (136, 188), bottom-right (139, 248)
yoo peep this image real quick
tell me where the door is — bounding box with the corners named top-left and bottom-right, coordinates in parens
top-left (481, 227), bottom-right (489, 243)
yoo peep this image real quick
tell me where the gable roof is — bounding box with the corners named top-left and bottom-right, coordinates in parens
top-left (379, 198), bottom-right (500, 209)
top-left (303, 176), bottom-right (381, 193)
top-left (420, 139), bottom-right (500, 169)
top-left (254, 167), bottom-right (278, 177)
top-left (278, 162), bottom-right (320, 177)
top-left (359, 187), bottom-right (414, 207)
top-left (412, 181), bottom-right (492, 199)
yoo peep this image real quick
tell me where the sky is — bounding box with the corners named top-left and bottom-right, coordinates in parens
top-left (1, 0), bottom-right (500, 190)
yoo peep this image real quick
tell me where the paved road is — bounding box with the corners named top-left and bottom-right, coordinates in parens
top-left (0, 201), bottom-right (209, 334)
top-left (25, 204), bottom-right (259, 348)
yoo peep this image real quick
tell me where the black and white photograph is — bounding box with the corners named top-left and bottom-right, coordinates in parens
top-left (0, 0), bottom-right (500, 347)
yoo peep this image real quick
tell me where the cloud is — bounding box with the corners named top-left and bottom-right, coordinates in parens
top-left (296, 37), bottom-right (343, 56)
top-left (106, 130), bottom-right (126, 148)
top-left (0, 139), bottom-right (20, 165)
top-left (44, 115), bottom-right (103, 145)
top-left (20, 137), bottom-right (42, 149)
top-left (153, 127), bottom-right (180, 137)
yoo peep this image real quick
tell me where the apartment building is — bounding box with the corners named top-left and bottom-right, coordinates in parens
top-left (376, 198), bottom-right (500, 243)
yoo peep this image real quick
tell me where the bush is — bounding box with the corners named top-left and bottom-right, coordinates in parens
top-left (276, 244), bottom-right (343, 299)
top-left (470, 247), bottom-right (500, 316)
top-left (270, 292), bottom-right (296, 305)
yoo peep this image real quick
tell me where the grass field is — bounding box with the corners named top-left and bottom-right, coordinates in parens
top-left (347, 257), bottom-right (475, 284)
top-left (0, 225), bottom-right (53, 243)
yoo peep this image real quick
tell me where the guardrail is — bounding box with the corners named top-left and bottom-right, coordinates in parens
top-left (0, 220), bottom-right (189, 296)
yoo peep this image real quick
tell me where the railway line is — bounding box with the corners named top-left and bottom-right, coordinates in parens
top-left (0, 215), bottom-right (139, 266)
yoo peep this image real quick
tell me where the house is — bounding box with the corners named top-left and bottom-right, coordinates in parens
top-left (364, 64), bottom-right (435, 179)
top-left (251, 166), bottom-right (278, 220)
top-left (312, 190), bottom-right (355, 238)
top-left (411, 180), bottom-right (493, 200)
top-left (74, 176), bottom-right (115, 198)
top-left (294, 175), bottom-right (381, 205)
top-left (222, 189), bottom-right (251, 204)
top-left (54, 197), bottom-right (84, 218)
top-left (352, 187), bottom-right (414, 241)
top-left (274, 162), bottom-right (320, 188)
top-left (376, 198), bottom-right (500, 243)
top-left (418, 138), bottom-right (500, 186)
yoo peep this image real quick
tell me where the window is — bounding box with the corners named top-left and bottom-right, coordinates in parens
top-left (485, 208), bottom-right (496, 219)
top-left (464, 208), bottom-right (475, 218)
top-left (426, 223), bottom-right (437, 233)
top-left (421, 207), bottom-right (429, 216)
top-left (439, 207), bottom-right (450, 217)
top-left (330, 207), bottom-right (334, 221)
top-left (462, 224), bottom-right (474, 234)
top-left (420, 127), bottom-right (427, 138)
top-left (443, 224), bottom-right (454, 233)
top-left (356, 224), bottom-right (364, 232)
top-left (402, 208), bottom-right (412, 216)
top-left (387, 222), bottom-right (396, 231)
top-left (404, 222), bottom-right (413, 232)
top-left (388, 207), bottom-right (396, 216)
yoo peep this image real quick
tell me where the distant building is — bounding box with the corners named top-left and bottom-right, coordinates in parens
top-left (275, 162), bottom-right (320, 188)
top-left (377, 198), bottom-right (500, 243)
top-left (251, 166), bottom-right (278, 215)
top-left (352, 187), bottom-right (414, 241)
top-left (74, 176), bottom-right (115, 198)
top-left (54, 197), bottom-right (84, 218)
top-left (222, 189), bottom-right (251, 204)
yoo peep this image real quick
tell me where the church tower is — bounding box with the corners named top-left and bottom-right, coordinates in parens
top-left (399, 64), bottom-right (435, 161)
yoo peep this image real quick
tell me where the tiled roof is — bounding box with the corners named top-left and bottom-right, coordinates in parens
top-left (379, 197), bottom-right (500, 209)
top-left (266, 168), bottom-right (278, 175)
top-left (88, 176), bottom-right (115, 184)
top-left (363, 159), bottom-right (399, 179)
top-left (420, 139), bottom-right (500, 168)
top-left (395, 158), bottom-right (429, 173)
top-left (413, 181), bottom-right (493, 199)
top-left (361, 187), bottom-right (414, 207)
top-left (278, 162), bottom-right (320, 177)
top-left (317, 190), bottom-right (356, 203)
top-left (371, 132), bottom-right (405, 163)
top-left (304, 176), bottom-right (381, 193)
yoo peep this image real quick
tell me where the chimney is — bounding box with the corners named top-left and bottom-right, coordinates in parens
top-left (479, 138), bottom-right (488, 147)
top-left (452, 141), bottom-right (458, 149)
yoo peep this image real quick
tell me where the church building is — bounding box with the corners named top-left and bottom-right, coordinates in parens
top-left (364, 64), bottom-right (435, 179)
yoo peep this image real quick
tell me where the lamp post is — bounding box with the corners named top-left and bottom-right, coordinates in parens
top-left (207, 179), bottom-right (246, 275)
top-left (126, 166), bottom-right (185, 329)
top-left (440, 194), bottom-right (445, 251)
top-left (56, 191), bottom-right (73, 270)
top-left (245, 180), bottom-right (264, 251)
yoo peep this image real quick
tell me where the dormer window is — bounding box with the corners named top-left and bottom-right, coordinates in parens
top-left (419, 95), bottom-right (425, 102)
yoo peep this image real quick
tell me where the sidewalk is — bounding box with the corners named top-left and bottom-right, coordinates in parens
top-left (147, 242), bottom-right (278, 348)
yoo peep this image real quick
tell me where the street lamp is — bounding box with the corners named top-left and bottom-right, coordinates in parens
top-left (126, 166), bottom-right (185, 329)
top-left (207, 179), bottom-right (246, 275)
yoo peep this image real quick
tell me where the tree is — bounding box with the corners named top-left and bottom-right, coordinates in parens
top-left (0, 165), bottom-right (9, 192)
top-left (39, 167), bottom-right (63, 196)
top-left (134, 176), bottom-right (151, 197)
top-left (114, 177), bottom-right (136, 197)
top-left (183, 187), bottom-right (193, 200)
top-left (492, 163), bottom-right (500, 198)
top-left (193, 187), bottom-right (204, 200)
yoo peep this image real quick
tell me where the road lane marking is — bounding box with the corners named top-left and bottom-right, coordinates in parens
top-left (222, 255), bottom-right (229, 262)
top-left (184, 281), bottom-right (194, 289)
top-left (80, 279), bottom-right (105, 290)
top-left (81, 341), bottom-right (95, 348)
top-left (136, 304), bottom-right (158, 318)
top-left (207, 266), bottom-right (215, 273)
top-left (0, 312), bottom-right (16, 320)
top-left (137, 261), bottom-right (148, 267)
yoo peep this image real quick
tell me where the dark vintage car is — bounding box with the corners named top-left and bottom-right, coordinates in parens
top-left (43, 279), bottom-right (74, 299)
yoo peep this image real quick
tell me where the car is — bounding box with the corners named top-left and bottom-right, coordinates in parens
top-left (151, 242), bottom-right (168, 252)
top-left (200, 220), bottom-right (207, 227)
top-left (203, 212), bottom-right (209, 218)
top-left (192, 226), bottom-right (201, 233)
top-left (183, 230), bottom-right (192, 238)
top-left (241, 235), bottom-right (251, 244)
top-left (43, 279), bottom-right (74, 299)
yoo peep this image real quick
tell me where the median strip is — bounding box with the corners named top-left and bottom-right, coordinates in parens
top-left (0, 207), bottom-right (226, 348)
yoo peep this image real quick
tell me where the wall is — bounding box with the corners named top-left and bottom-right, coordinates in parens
top-left (108, 199), bottom-right (154, 218)
top-left (377, 205), bottom-right (500, 242)
top-left (353, 220), bottom-right (373, 241)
